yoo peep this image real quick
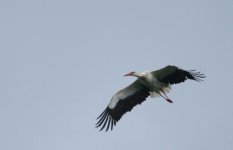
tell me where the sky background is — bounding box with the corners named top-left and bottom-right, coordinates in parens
top-left (1, 0), bottom-right (233, 150)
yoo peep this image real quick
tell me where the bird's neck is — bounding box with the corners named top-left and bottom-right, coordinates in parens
top-left (133, 72), bottom-right (143, 78)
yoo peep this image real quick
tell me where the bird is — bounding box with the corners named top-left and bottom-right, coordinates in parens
top-left (96, 65), bottom-right (205, 131)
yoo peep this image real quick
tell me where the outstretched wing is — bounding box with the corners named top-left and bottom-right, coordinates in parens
top-left (96, 80), bottom-right (150, 132)
top-left (152, 65), bottom-right (206, 84)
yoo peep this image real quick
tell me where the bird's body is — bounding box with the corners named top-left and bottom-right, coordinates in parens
top-left (96, 65), bottom-right (205, 131)
top-left (138, 71), bottom-right (169, 93)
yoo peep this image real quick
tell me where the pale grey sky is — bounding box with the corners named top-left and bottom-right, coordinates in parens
top-left (0, 0), bottom-right (233, 150)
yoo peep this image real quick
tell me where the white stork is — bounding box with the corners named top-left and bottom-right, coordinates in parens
top-left (96, 65), bottom-right (205, 131)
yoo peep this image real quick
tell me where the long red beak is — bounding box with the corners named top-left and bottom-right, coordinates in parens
top-left (124, 72), bottom-right (132, 76)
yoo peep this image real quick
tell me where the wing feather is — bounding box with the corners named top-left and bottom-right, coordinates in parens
top-left (96, 80), bottom-right (150, 131)
top-left (152, 65), bottom-right (206, 84)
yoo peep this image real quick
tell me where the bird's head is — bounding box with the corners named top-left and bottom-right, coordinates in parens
top-left (124, 71), bottom-right (141, 77)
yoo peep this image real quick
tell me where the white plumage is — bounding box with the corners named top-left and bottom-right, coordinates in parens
top-left (96, 65), bottom-right (205, 131)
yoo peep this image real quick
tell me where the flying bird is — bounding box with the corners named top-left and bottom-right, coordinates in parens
top-left (96, 65), bottom-right (205, 131)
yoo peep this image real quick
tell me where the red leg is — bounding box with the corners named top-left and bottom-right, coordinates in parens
top-left (166, 98), bottom-right (173, 103)
top-left (161, 90), bottom-right (173, 103)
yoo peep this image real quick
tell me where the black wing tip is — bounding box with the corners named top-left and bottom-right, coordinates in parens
top-left (96, 108), bottom-right (117, 132)
top-left (96, 86), bottom-right (150, 132)
top-left (187, 69), bottom-right (206, 82)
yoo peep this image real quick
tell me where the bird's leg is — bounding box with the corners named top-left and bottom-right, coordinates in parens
top-left (157, 92), bottom-right (167, 100)
top-left (155, 91), bottom-right (173, 103)
top-left (161, 90), bottom-right (173, 103)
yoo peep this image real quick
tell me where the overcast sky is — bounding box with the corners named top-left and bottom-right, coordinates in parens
top-left (1, 0), bottom-right (233, 150)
